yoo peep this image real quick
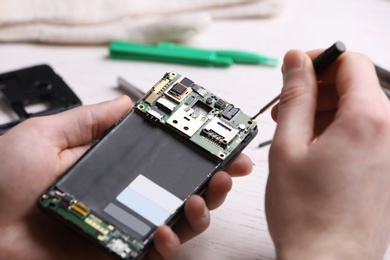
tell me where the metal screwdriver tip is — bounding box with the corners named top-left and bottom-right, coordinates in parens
top-left (251, 94), bottom-right (280, 120)
top-left (258, 139), bottom-right (272, 148)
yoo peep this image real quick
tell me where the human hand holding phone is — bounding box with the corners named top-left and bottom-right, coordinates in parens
top-left (0, 95), bottom-right (252, 260)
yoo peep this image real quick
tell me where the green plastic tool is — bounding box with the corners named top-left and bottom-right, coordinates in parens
top-left (109, 41), bottom-right (278, 68)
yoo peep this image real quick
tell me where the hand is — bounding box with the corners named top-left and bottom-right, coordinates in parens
top-left (266, 50), bottom-right (390, 259)
top-left (0, 96), bottom-right (253, 260)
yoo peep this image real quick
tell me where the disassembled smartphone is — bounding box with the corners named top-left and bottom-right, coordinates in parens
top-left (39, 72), bottom-right (258, 259)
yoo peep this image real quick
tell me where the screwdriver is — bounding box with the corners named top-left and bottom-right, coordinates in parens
top-left (251, 41), bottom-right (346, 120)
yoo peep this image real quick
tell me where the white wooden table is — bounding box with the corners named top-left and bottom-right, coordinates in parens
top-left (1, 0), bottom-right (390, 259)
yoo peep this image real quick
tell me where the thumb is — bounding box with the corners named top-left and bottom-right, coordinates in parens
top-left (272, 50), bottom-right (317, 150)
top-left (50, 95), bottom-right (132, 149)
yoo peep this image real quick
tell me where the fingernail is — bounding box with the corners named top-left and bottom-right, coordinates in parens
top-left (202, 206), bottom-right (210, 222)
top-left (282, 51), bottom-right (305, 73)
top-left (113, 95), bottom-right (132, 104)
top-left (114, 95), bottom-right (127, 100)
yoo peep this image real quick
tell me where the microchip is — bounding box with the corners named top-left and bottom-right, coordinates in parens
top-left (180, 77), bottom-right (194, 87)
top-left (169, 83), bottom-right (187, 97)
top-left (222, 104), bottom-right (240, 120)
top-left (166, 81), bottom-right (193, 102)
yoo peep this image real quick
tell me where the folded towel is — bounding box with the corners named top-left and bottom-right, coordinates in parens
top-left (0, 0), bottom-right (285, 44)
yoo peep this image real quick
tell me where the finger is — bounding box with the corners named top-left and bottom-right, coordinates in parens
top-left (272, 50), bottom-right (317, 148)
top-left (305, 52), bottom-right (388, 141)
top-left (224, 153), bottom-right (253, 177)
top-left (314, 52), bottom-right (387, 132)
top-left (306, 50), bottom-right (381, 100)
top-left (57, 144), bottom-right (91, 169)
top-left (49, 96), bottom-right (132, 149)
top-left (306, 49), bottom-right (343, 83)
top-left (203, 171), bottom-right (232, 210)
top-left (172, 195), bottom-right (210, 243)
top-left (327, 53), bottom-right (390, 143)
top-left (271, 84), bottom-right (338, 123)
top-left (169, 155), bottom-right (251, 244)
top-left (145, 226), bottom-right (180, 260)
top-left (334, 53), bottom-right (385, 110)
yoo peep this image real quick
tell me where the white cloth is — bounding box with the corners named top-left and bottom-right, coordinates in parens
top-left (0, 0), bottom-right (285, 44)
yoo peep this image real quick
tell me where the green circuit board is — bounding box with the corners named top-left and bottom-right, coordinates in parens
top-left (40, 191), bottom-right (144, 259)
top-left (136, 71), bottom-right (257, 160)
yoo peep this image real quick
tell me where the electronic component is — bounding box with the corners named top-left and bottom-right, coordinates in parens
top-left (156, 98), bottom-right (175, 113)
top-left (201, 117), bottom-right (240, 148)
top-left (71, 201), bottom-right (90, 217)
top-left (169, 84), bottom-right (186, 97)
top-left (222, 104), bottom-right (240, 120)
top-left (191, 84), bottom-right (207, 97)
top-left (39, 72), bottom-right (258, 259)
top-left (166, 104), bottom-right (208, 137)
top-left (144, 73), bottom-right (173, 104)
top-left (214, 98), bottom-right (226, 110)
top-left (146, 108), bottom-right (164, 121)
top-left (166, 81), bottom-right (192, 102)
top-left (180, 77), bottom-right (194, 87)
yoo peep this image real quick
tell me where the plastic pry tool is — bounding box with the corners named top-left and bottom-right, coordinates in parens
top-left (109, 41), bottom-right (278, 67)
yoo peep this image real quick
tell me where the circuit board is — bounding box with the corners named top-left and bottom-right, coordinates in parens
top-left (136, 71), bottom-right (257, 160)
top-left (39, 72), bottom-right (258, 259)
top-left (40, 194), bottom-right (144, 258)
